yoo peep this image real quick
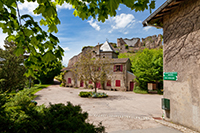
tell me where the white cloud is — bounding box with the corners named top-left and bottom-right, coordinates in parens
top-left (0, 31), bottom-right (7, 50)
top-left (124, 31), bottom-right (128, 34)
top-left (18, 1), bottom-right (39, 16)
top-left (111, 14), bottom-right (135, 29)
top-left (143, 26), bottom-right (152, 31)
top-left (118, 7), bottom-right (121, 11)
top-left (57, 3), bottom-right (72, 10)
top-left (87, 18), bottom-right (100, 31)
top-left (63, 47), bottom-right (70, 51)
top-left (108, 13), bottom-right (135, 33)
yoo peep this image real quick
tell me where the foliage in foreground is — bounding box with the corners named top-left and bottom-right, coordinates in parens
top-left (79, 91), bottom-right (108, 98)
top-left (0, 88), bottom-right (105, 133)
top-left (1, 0), bottom-right (155, 78)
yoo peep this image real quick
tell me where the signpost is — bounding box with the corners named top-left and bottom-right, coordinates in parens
top-left (163, 72), bottom-right (177, 81)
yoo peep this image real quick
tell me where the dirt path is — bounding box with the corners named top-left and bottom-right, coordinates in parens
top-left (35, 81), bottom-right (182, 133)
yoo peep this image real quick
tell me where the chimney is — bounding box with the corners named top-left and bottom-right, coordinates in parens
top-left (96, 43), bottom-right (100, 58)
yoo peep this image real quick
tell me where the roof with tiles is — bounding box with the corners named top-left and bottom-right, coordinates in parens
top-left (108, 58), bottom-right (129, 64)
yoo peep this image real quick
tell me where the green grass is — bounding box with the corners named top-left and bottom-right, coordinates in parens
top-left (133, 89), bottom-right (148, 94)
top-left (31, 84), bottom-right (51, 99)
top-left (31, 84), bottom-right (51, 94)
top-left (8, 84), bottom-right (51, 99)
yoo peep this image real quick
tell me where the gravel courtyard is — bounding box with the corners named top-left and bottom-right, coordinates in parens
top-left (34, 83), bottom-right (182, 133)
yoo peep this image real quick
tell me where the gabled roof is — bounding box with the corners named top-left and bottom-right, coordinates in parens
top-left (142, 0), bottom-right (185, 28)
top-left (100, 41), bottom-right (115, 52)
top-left (110, 58), bottom-right (130, 64)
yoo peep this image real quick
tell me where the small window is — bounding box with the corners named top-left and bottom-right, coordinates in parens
top-left (116, 80), bottom-right (120, 87)
top-left (89, 80), bottom-right (92, 84)
top-left (114, 65), bottom-right (123, 72)
top-left (107, 80), bottom-right (111, 87)
top-left (68, 78), bottom-right (71, 84)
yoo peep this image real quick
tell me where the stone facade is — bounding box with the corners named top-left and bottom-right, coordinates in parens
top-left (143, 0), bottom-right (200, 132)
top-left (163, 0), bottom-right (200, 131)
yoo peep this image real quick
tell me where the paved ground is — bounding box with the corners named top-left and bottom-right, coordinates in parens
top-left (35, 82), bottom-right (182, 133)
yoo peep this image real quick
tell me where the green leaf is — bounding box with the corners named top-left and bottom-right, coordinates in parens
top-left (42, 51), bottom-right (55, 62)
top-left (14, 47), bottom-right (24, 56)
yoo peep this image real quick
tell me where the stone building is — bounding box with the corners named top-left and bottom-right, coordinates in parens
top-left (62, 41), bottom-right (135, 91)
top-left (143, 0), bottom-right (200, 132)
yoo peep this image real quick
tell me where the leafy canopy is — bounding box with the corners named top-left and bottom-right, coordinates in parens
top-left (34, 60), bottom-right (62, 84)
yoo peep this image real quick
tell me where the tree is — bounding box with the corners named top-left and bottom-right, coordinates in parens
top-left (0, 40), bottom-right (27, 92)
top-left (72, 53), bottom-right (110, 93)
top-left (131, 48), bottom-right (163, 90)
top-left (34, 60), bottom-right (62, 84)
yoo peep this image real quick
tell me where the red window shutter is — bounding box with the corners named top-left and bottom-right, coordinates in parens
top-left (114, 65), bottom-right (116, 72)
top-left (89, 80), bottom-right (92, 84)
top-left (107, 80), bottom-right (111, 86)
top-left (68, 78), bottom-right (71, 83)
top-left (120, 65), bottom-right (123, 72)
top-left (116, 80), bottom-right (120, 87)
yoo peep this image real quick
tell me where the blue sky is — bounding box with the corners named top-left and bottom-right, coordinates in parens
top-left (0, 1), bottom-right (165, 66)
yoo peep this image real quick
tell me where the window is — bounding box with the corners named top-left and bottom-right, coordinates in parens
top-left (68, 78), bottom-right (71, 84)
top-left (89, 80), bottom-right (92, 84)
top-left (114, 65), bottom-right (123, 72)
top-left (116, 80), bottom-right (120, 87)
top-left (107, 80), bottom-right (111, 86)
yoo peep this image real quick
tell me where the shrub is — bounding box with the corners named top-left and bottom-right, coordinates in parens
top-left (133, 85), bottom-right (148, 94)
top-left (125, 44), bottom-right (129, 49)
top-left (115, 50), bottom-right (119, 54)
top-left (91, 92), bottom-right (108, 98)
top-left (0, 89), bottom-right (105, 133)
top-left (79, 91), bottom-right (92, 97)
top-left (79, 91), bottom-right (108, 98)
top-left (60, 82), bottom-right (65, 87)
top-left (89, 85), bottom-right (93, 89)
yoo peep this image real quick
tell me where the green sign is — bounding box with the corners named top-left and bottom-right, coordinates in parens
top-left (163, 72), bottom-right (177, 81)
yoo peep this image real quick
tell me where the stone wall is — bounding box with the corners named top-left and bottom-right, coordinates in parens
top-left (163, 0), bottom-right (200, 131)
top-left (141, 34), bottom-right (162, 48)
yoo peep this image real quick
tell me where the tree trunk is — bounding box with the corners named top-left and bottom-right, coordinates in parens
top-left (94, 82), bottom-right (97, 93)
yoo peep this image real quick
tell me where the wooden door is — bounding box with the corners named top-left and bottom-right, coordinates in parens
top-left (130, 82), bottom-right (134, 91)
top-left (80, 80), bottom-right (84, 87)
